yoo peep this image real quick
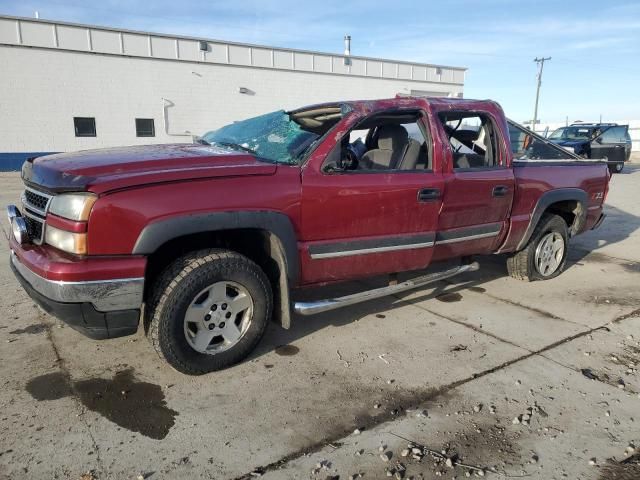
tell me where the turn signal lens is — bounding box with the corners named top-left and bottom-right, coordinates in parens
top-left (45, 225), bottom-right (87, 254)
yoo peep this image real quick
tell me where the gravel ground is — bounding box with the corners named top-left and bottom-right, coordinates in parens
top-left (0, 167), bottom-right (639, 480)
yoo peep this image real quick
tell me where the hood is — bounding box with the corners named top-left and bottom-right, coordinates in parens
top-left (22, 144), bottom-right (278, 194)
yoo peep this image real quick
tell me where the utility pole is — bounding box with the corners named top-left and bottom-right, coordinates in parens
top-left (532, 56), bottom-right (551, 133)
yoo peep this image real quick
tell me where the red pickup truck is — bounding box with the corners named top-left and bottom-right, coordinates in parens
top-left (7, 97), bottom-right (608, 374)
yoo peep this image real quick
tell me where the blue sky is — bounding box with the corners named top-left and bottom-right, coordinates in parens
top-left (2, 0), bottom-right (639, 123)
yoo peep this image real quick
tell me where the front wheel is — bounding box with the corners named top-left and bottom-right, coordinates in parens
top-left (608, 162), bottom-right (624, 174)
top-left (145, 249), bottom-right (272, 375)
top-left (506, 214), bottom-right (569, 281)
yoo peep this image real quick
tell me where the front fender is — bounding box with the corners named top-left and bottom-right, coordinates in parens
top-left (132, 210), bottom-right (299, 285)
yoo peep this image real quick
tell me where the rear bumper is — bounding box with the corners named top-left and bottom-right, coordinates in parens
top-left (10, 251), bottom-right (143, 339)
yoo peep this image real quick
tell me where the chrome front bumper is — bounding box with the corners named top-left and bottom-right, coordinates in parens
top-left (10, 251), bottom-right (144, 312)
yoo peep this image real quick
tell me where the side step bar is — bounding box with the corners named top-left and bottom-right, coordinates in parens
top-left (293, 262), bottom-right (479, 316)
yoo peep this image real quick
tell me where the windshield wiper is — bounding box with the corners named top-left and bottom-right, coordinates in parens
top-left (212, 141), bottom-right (256, 154)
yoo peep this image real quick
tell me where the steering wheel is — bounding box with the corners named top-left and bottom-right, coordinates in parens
top-left (337, 146), bottom-right (359, 170)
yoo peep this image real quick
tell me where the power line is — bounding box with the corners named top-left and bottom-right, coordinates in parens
top-left (532, 56), bottom-right (551, 129)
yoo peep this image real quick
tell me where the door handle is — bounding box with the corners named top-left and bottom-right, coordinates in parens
top-left (418, 188), bottom-right (441, 202)
top-left (492, 185), bottom-right (509, 197)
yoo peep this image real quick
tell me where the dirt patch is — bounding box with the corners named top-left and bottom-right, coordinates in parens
top-left (347, 419), bottom-right (522, 479)
top-left (25, 368), bottom-right (178, 440)
top-left (436, 292), bottom-right (463, 303)
top-left (275, 345), bottom-right (300, 356)
top-left (608, 344), bottom-right (639, 370)
top-left (424, 422), bottom-right (520, 477)
top-left (574, 251), bottom-right (640, 274)
top-left (9, 323), bottom-right (47, 335)
top-left (598, 455), bottom-right (640, 480)
top-left (585, 289), bottom-right (640, 308)
top-left (579, 366), bottom-right (637, 395)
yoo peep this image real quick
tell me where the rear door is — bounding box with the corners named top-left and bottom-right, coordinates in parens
top-left (299, 108), bottom-right (444, 285)
top-left (432, 110), bottom-right (515, 261)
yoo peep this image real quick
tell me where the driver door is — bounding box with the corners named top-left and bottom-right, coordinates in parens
top-left (298, 109), bottom-right (444, 285)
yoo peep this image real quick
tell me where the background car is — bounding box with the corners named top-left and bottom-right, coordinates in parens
top-left (548, 123), bottom-right (631, 173)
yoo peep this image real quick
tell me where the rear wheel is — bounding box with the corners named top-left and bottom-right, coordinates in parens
top-left (506, 214), bottom-right (568, 281)
top-left (145, 249), bottom-right (272, 375)
top-left (609, 162), bottom-right (623, 174)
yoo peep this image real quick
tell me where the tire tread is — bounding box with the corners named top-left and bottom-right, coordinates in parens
top-left (145, 249), bottom-right (271, 375)
top-left (507, 213), bottom-right (568, 282)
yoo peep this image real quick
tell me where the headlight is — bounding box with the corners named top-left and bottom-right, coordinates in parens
top-left (49, 193), bottom-right (97, 221)
top-left (45, 225), bottom-right (87, 255)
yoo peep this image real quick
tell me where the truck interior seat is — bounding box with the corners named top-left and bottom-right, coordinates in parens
top-left (360, 124), bottom-right (409, 170)
top-left (399, 139), bottom-right (428, 170)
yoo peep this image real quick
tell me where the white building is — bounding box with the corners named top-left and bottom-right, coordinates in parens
top-left (0, 15), bottom-right (466, 170)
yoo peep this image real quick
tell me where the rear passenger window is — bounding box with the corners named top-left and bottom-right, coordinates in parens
top-left (508, 122), bottom-right (574, 160)
top-left (438, 113), bottom-right (500, 169)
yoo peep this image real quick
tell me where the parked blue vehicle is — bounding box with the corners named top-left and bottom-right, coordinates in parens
top-left (548, 123), bottom-right (632, 173)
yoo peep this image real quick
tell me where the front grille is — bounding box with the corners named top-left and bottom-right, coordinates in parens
top-left (24, 215), bottom-right (44, 242)
top-left (22, 188), bottom-right (52, 215)
top-left (24, 190), bottom-right (49, 210)
top-left (20, 186), bottom-right (53, 245)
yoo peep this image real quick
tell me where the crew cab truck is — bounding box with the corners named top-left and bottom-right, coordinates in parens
top-left (7, 97), bottom-right (609, 375)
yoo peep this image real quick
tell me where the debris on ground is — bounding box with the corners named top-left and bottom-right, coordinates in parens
top-left (388, 433), bottom-right (489, 478)
top-left (311, 459), bottom-right (331, 475)
top-left (581, 368), bottom-right (599, 380)
top-left (336, 350), bottom-right (350, 367)
top-left (512, 402), bottom-right (544, 426)
top-left (450, 344), bottom-right (469, 352)
top-left (380, 451), bottom-right (392, 462)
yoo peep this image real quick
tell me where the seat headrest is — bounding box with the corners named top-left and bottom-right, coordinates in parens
top-left (377, 125), bottom-right (409, 151)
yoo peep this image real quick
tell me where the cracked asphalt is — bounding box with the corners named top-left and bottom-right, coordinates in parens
top-left (1, 166), bottom-right (639, 480)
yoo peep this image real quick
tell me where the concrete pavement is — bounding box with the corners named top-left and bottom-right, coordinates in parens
top-left (0, 167), bottom-right (638, 480)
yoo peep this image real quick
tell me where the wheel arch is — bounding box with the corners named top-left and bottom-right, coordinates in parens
top-left (134, 211), bottom-right (298, 328)
top-left (516, 188), bottom-right (588, 251)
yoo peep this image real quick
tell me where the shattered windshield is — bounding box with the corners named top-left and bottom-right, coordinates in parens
top-left (548, 126), bottom-right (594, 141)
top-left (201, 110), bottom-right (319, 165)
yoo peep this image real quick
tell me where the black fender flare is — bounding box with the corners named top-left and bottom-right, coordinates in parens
top-left (516, 188), bottom-right (588, 251)
top-left (132, 211), bottom-right (299, 285)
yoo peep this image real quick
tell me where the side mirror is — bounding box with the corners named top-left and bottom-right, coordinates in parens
top-left (595, 137), bottom-right (603, 144)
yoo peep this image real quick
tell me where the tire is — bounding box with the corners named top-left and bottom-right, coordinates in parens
top-left (145, 249), bottom-right (272, 375)
top-left (608, 162), bottom-right (623, 174)
top-left (506, 214), bottom-right (569, 282)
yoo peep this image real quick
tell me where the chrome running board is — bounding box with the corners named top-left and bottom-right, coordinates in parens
top-left (293, 262), bottom-right (479, 316)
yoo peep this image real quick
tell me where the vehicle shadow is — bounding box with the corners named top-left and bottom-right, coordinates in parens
top-left (251, 256), bottom-right (511, 361)
top-left (569, 202), bottom-right (640, 264)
